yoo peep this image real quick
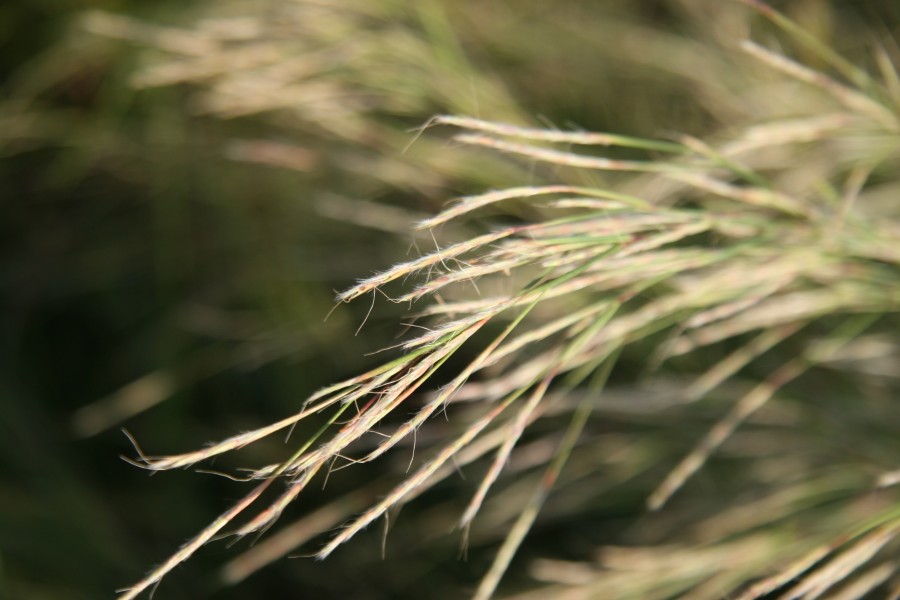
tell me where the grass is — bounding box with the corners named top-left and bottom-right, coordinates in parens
top-left (100, 2), bottom-right (900, 598)
top-left (2, 1), bottom-right (892, 598)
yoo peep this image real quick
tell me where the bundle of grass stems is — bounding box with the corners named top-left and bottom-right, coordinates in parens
top-left (78, 1), bottom-right (900, 598)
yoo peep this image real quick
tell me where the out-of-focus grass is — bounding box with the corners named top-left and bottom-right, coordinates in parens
top-left (2, 1), bottom-right (899, 599)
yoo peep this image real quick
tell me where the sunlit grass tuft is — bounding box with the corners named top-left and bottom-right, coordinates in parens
top-left (113, 2), bottom-right (900, 599)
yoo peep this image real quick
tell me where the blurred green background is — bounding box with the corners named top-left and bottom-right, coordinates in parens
top-left (2, 1), bottom-right (898, 599)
